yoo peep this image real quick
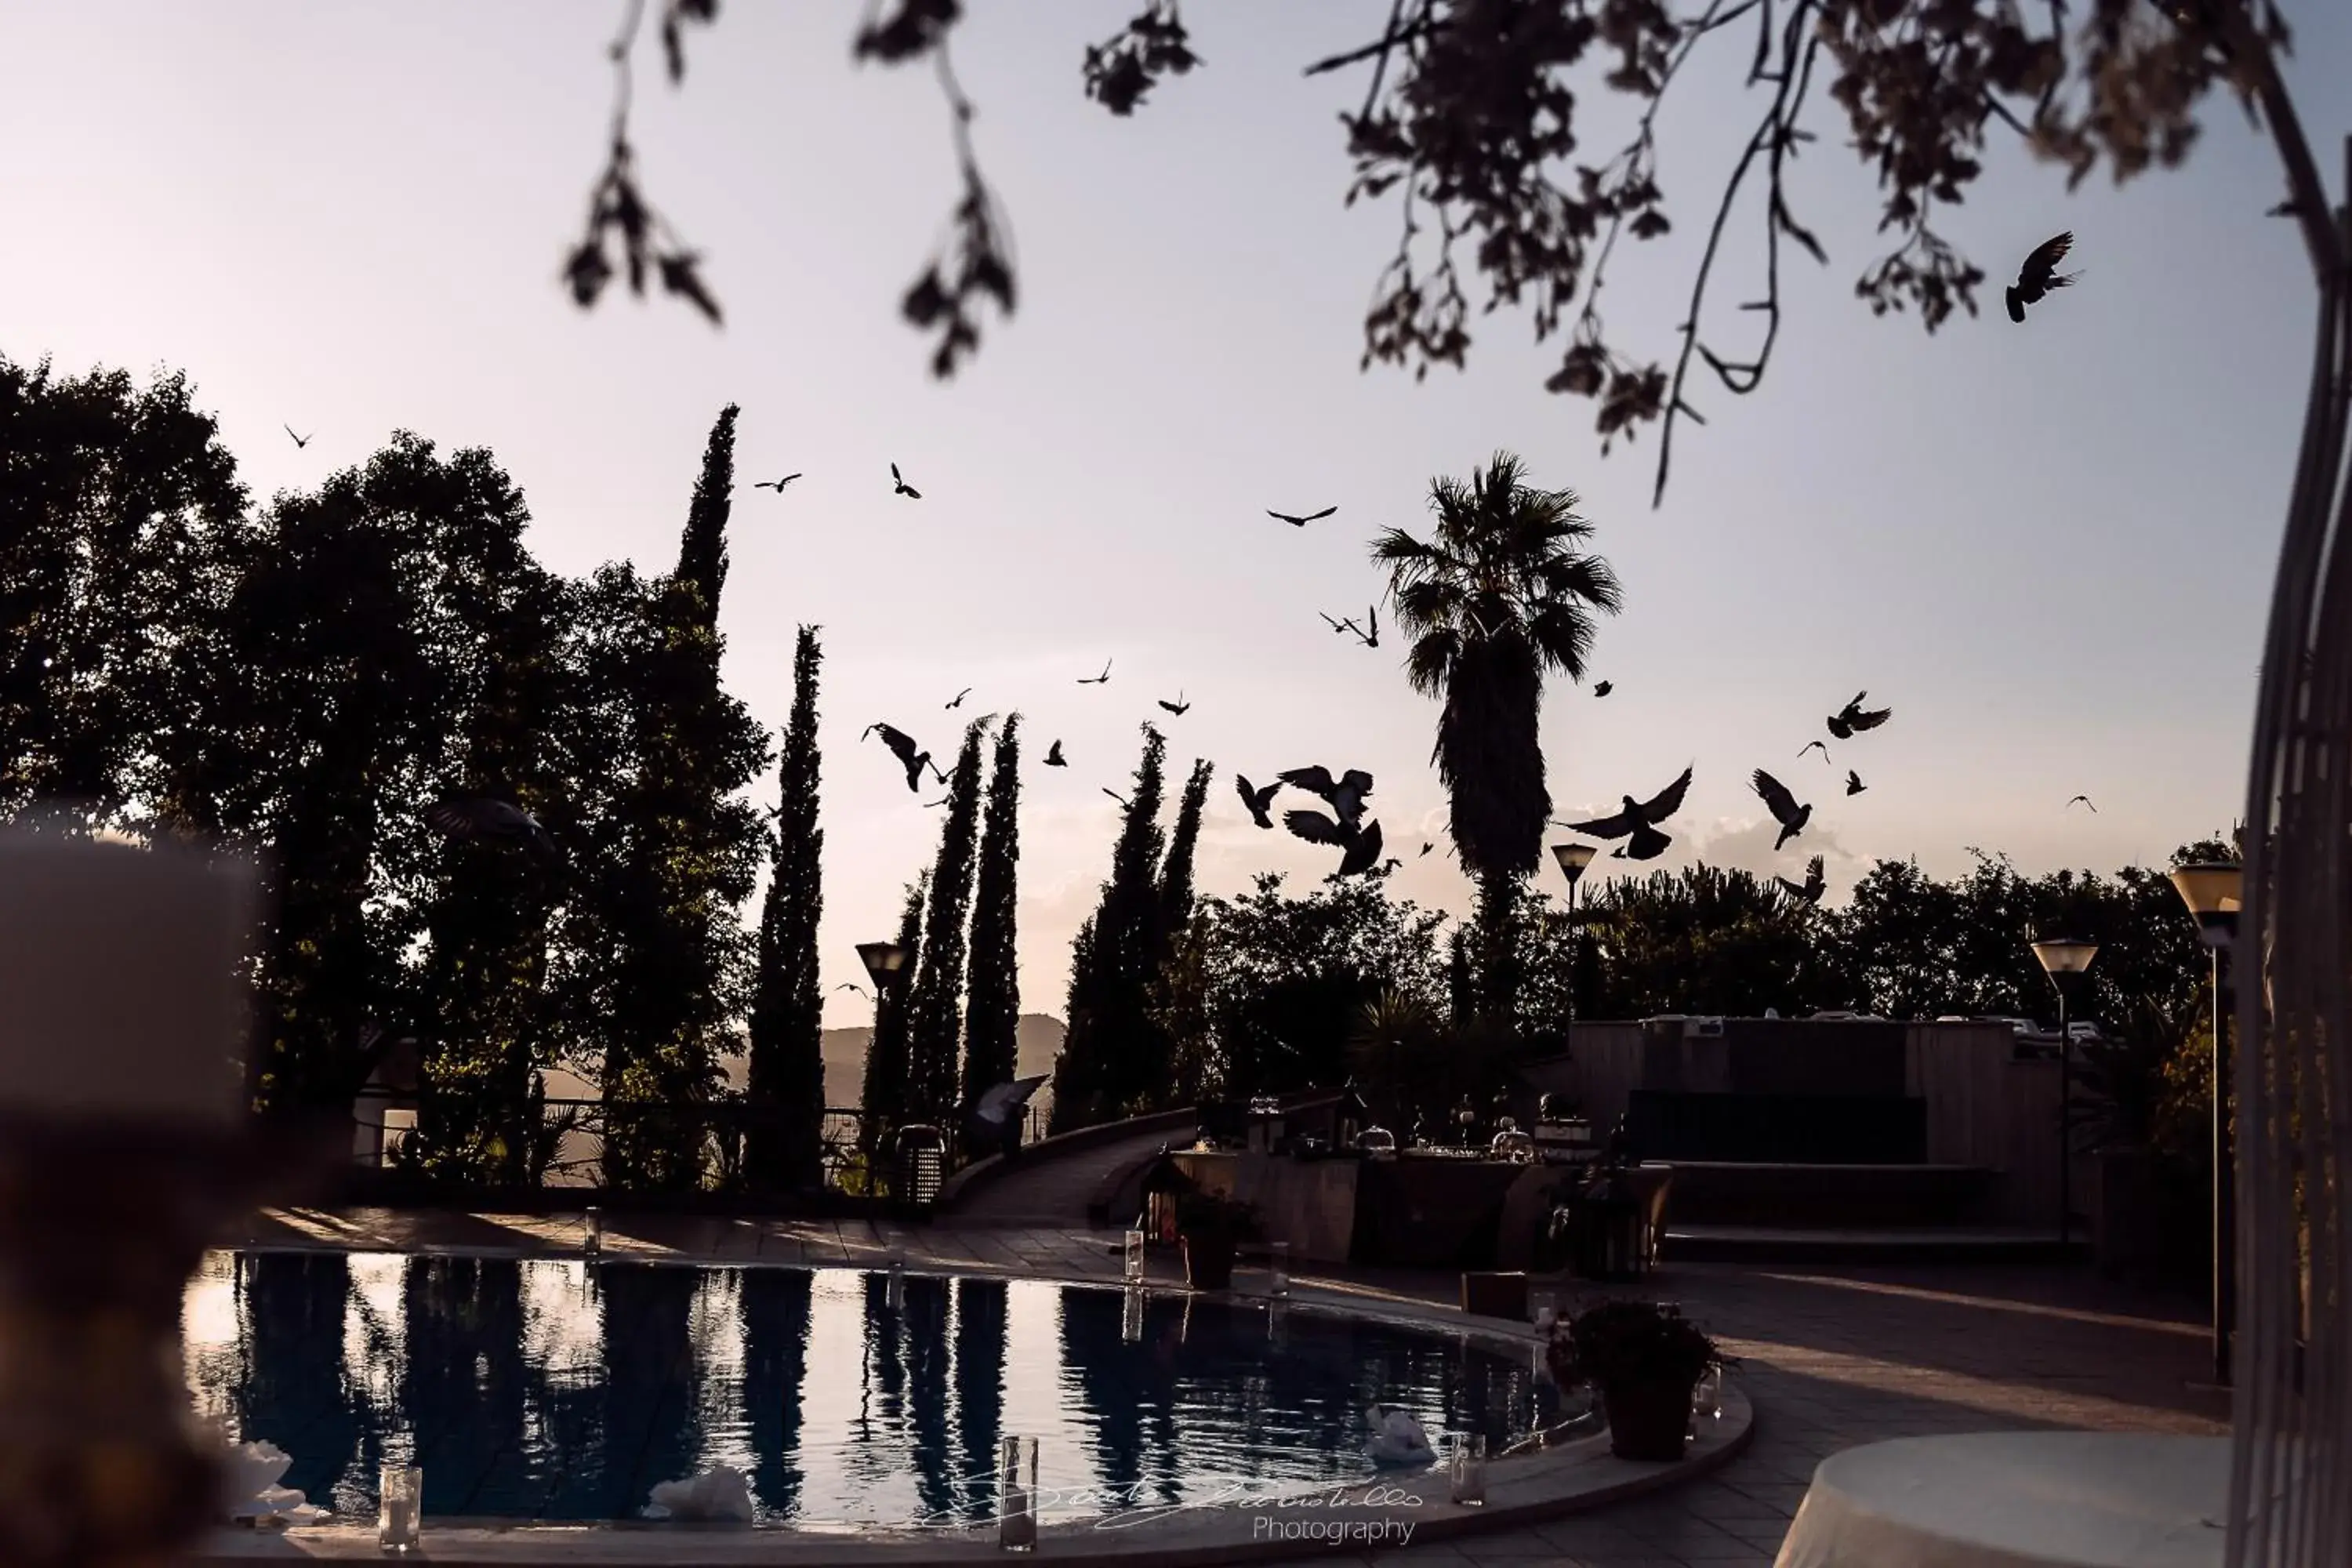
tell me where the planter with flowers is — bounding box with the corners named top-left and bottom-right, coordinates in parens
top-left (1173, 1190), bottom-right (1262, 1291)
top-left (1547, 1298), bottom-right (1729, 1461)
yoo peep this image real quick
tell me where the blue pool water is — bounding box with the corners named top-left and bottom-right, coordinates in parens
top-left (183, 1251), bottom-right (1574, 1526)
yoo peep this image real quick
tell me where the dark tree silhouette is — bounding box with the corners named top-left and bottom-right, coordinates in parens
top-left (1051, 724), bottom-right (1171, 1132)
top-left (739, 1267), bottom-right (815, 1519)
top-left (960, 714), bottom-right (1023, 1109)
top-left (1156, 757), bottom-right (1215, 946)
top-left (860, 871), bottom-right (930, 1140)
top-left (905, 720), bottom-right (989, 1124)
top-left (746, 625), bottom-right (828, 1191)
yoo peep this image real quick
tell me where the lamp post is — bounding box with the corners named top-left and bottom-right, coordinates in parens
top-left (855, 941), bottom-right (911, 1160)
top-left (2170, 860), bottom-right (2243, 1387)
top-left (2030, 936), bottom-right (2100, 1247)
top-left (1551, 843), bottom-right (1598, 1058)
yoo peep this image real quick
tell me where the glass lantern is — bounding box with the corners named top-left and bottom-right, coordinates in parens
top-left (1448, 1433), bottom-right (1486, 1506)
top-left (1690, 1363), bottom-right (1724, 1436)
top-left (1267, 1240), bottom-right (1290, 1297)
top-left (1356, 1124), bottom-right (1398, 1159)
top-left (996, 1435), bottom-right (1039, 1552)
top-left (1490, 1125), bottom-right (1537, 1163)
top-left (1123, 1226), bottom-right (1146, 1283)
top-left (379, 1464), bottom-right (423, 1553)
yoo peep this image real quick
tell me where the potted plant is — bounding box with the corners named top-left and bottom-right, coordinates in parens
top-left (1174, 1190), bottom-right (1262, 1290)
top-left (2069, 993), bottom-right (2189, 1279)
top-left (1547, 1299), bottom-right (1726, 1462)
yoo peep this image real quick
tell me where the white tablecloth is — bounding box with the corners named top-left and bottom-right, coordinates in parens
top-left (1774, 1432), bottom-right (2228, 1568)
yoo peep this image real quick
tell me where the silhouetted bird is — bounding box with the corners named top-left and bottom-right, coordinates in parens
top-left (2067, 794), bottom-right (2098, 813)
top-left (753, 474), bottom-right (802, 490)
top-left (1236, 774), bottom-right (1282, 829)
top-left (1593, 681), bottom-right (1612, 697)
top-left (1777, 855), bottom-right (1827, 906)
top-left (891, 462), bottom-right (922, 499)
top-left (2005, 231), bottom-right (2080, 323)
top-left (1799, 740), bottom-right (1832, 764)
top-left (1320, 612), bottom-right (1359, 636)
top-left (1377, 857), bottom-right (1402, 875)
top-left (1846, 770), bottom-right (1867, 797)
top-left (1158, 691), bottom-right (1190, 716)
top-left (1268, 505), bottom-right (1338, 527)
top-left (1826, 691), bottom-right (1893, 739)
top-left (1044, 740), bottom-right (1067, 767)
top-left (1419, 841), bottom-right (1434, 857)
top-left (924, 796), bottom-right (949, 808)
top-left (1287, 808), bottom-right (1384, 877)
top-left (862, 722), bottom-right (934, 792)
top-left (1280, 765), bottom-right (1374, 828)
top-left (1752, 769), bottom-right (1813, 851)
top-left (1336, 822), bottom-right (1386, 878)
top-left (284, 425), bottom-right (314, 449)
top-left (423, 797), bottom-right (564, 869)
top-left (837, 982), bottom-right (869, 996)
top-left (1103, 788), bottom-right (1130, 808)
top-left (946, 687), bottom-right (971, 710)
top-left (1355, 605), bottom-right (1379, 649)
top-left (1557, 765), bottom-right (1694, 862)
top-left (1078, 659), bottom-right (1112, 685)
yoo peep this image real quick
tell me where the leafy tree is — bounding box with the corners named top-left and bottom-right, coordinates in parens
top-left (960, 714), bottom-right (1023, 1107)
top-left (1050, 724), bottom-right (1171, 1132)
top-left (746, 625), bottom-right (827, 1191)
top-left (905, 720), bottom-right (989, 1124)
top-left (1555, 864), bottom-right (1833, 1019)
top-left (1150, 909), bottom-right (1217, 1107)
top-left (1373, 452), bottom-right (1621, 1023)
top-left (861, 871), bottom-right (931, 1138)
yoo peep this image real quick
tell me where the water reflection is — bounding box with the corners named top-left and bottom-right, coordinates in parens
top-left (185, 1254), bottom-right (1565, 1524)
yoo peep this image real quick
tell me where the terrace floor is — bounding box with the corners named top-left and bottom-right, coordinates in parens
top-left (229, 1203), bottom-right (2230, 1566)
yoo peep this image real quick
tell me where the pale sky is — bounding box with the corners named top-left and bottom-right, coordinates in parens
top-left (7, 3), bottom-right (2343, 1028)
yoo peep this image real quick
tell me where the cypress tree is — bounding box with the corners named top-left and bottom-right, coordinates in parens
top-left (746, 625), bottom-right (826, 1191)
top-left (862, 871), bottom-right (930, 1136)
top-left (960, 714), bottom-right (1023, 1108)
top-left (674, 404), bottom-right (737, 632)
top-left (1131, 755), bottom-right (1214, 1111)
top-left (1048, 724), bottom-right (1169, 1132)
top-left (1156, 757), bottom-right (1214, 941)
top-left (903, 719), bottom-right (989, 1124)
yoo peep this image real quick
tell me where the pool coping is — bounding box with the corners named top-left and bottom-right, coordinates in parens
top-left (191, 1259), bottom-right (1757, 1565)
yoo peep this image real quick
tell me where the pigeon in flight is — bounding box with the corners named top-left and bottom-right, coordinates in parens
top-left (1284, 808), bottom-right (1384, 877)
top-left (1103, 787), bottom-right (1130, 808)
top-left (1777, 855), bottom-right (1828, 906)
top-left (1236, 774), bottom-right (1282, 829)
top-left (1826, 691), bottom-right (1893, 739)
top-left (1320, 612), bottom-right (1359, 637)
top-left (2067, 794), bottom-right (2098, 813)
top-left (1279, 765), bottom-right (1374, 829)
top-left (1336, 820), bottom-right (1386, 879)
top-left (946, 688), bottom-right (971, 710)
top-left (753, 474), bottom-right (803, 491)
top-left (1752, 769), bottom-right (1813, 851)
top-left (1078, 660), bottom-right (1112, 685)
top-left (284, 424), bottom-right (314, 449)
top-left (1846, 770), bottom-right (1867, 797)
top-left (1556, 764), bottom-right (1694, 862)
top-left (423, 796), bottom-right (564, 869)
top-left (1354, 605), bottom-right (1379, 650)
top-left (1157, 691), bottom-right (1191, 717)
top-left (1044, 740), bottom-right (1068, 768)
top-left (924, 796), bottom-right (949, 808)
top-left (837, 982), bottom-right (870, 997)
top-left (1419, 840), bottom-right (1434, 857)
top-left (1593, 681), bottom-right (1613, 698)
top-left (862, 722), bottom-right (934, 793)
top-left (2005, 231), bottom-right (2080, 323)
top-left (891, 462), bottom-right (922, 499)
top-left (1269, 505), bottom-right (1338, 527)
top-left (1798, 740), bottom-right (1833, 764)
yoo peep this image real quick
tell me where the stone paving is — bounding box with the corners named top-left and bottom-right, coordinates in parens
top-left (227, 1203), bottom-right (2230, 1566)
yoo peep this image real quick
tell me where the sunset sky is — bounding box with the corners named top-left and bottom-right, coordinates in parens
top-left (8, 2), bottom-right (2344, 1025)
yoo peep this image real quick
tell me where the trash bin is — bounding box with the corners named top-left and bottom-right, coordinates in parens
top-left (894, 1124), bottom-right (946, 1207)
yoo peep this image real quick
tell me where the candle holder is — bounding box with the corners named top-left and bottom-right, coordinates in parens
top-left (1448, 1433), bottom-right (1487, 1506)
top-left (1121, 1284), bottom-right (1145, 1344)
top-left (582, 1207), bottom-right (603, 1257)
top-left (1689, 1364), bottom-right (1723, 1438)
top-left (378, 1464), bottom-right (423, 1553)
top-left (1122, 1226), bottom-right (1146, 1283)
top-left (996, 1435), bottom-right (1038, 1552)
top-left (1266, 1240), bottom-right (1290, 1298)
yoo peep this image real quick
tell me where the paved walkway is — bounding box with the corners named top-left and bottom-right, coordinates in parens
top-left (946, 1124), bottom-right (1178, 1226)
top-left (228, 1202), bottom-right (2229, 1566)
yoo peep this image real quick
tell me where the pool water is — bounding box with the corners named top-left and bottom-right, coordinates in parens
top-left (183, 1251), bottom-right (1573, 1526)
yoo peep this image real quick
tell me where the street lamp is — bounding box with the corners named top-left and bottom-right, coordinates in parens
top-left (2031, 936), bottom-right (2100, 1247)
top-left (1552, 841), bottom-right (1598, 1062)
top-left (2171, 859), bottom-right (2243, 1386)
top-left (855, 942), bottom-right (911, 1154)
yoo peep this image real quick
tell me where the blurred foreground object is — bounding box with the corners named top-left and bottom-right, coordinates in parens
top-left (0, 827), bottom-right (339, 1567)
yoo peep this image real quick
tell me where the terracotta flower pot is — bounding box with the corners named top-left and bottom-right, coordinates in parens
top-left (1182, 1234), bottom-right (1237, 1290)
top-left (1601, 1377), bottom-right (1695, 1461)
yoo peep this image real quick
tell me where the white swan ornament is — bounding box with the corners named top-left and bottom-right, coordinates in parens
top-left (219, 1438), bottom-right (332, 1526)
top-left (642, 1464), bottom-right (757, 1523)
top-left (1363, 1404), bottom-right (1436, 1468)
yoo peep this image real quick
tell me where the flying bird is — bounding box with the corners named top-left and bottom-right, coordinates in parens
top-left (1557, 765), bottom-right (1694, 862)
top-left (1283, 807), bottom-right (1385, 877)
top-left (1798, 740), bottom-right (1833, 764)
top-left (1103, 788), bottom-right (1130, 808)
top-left (1078, 660), bottom-right (1112, 685)
top-left (1236, 774), bottom-right (1282, 829)
top-left (837, 982), bottom-right (869, 997)
top-left (1419, 841), bottom-right (1434, 857)
top-left (1593, 681), bottom-right (1613, 698)
top-left (1334, 820), bottom-right (1386, 879)
top-left (1044, 740), bottom-right (1067, 768)
top-left (1826, 691), bottom-right (1893, 739)
top-left (752, 474), bottom-right (802, 491)
top-left (423, 796), bottom-right (564, 869)
top-left (924, 797), bottom-right (949, 808)
top-left (1752, 769), bottom-right (1813, 851)
top-left (2067, 794), bottom-right (2098, 813)
top-left (1320, 612), bottom-right (1360, 637)
top-left (1777, 855), bottom-right (1828, 906)
top-left (862, 722), bottom-right (934, 793)
top-left (946, 688), bottom-right (971, 710)
top-left (1846, 770), bottom-right (1867, 797)
top-left (891, 462), bottom-right (922, 499)
top-left (284, 425), bottom-right (313, 449)
top-left (2005, 231), bottom-right (2081, 323)
top-left (1268, 505), bottom-right (1338, 527)
top-left (1157, 691), bottom-right (1191, 716)
top-left (1354, 605), bottom-right (1379, 649)
top-left (1279, 765), bottom-right (1374, 828)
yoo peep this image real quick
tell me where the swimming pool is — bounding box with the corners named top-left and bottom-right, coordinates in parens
top-left (183, 1251), bottom-right (1576, 1527)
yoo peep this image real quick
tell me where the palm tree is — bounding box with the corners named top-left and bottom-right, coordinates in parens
top-left (1374, 452), bottom-right (1622, 1022)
